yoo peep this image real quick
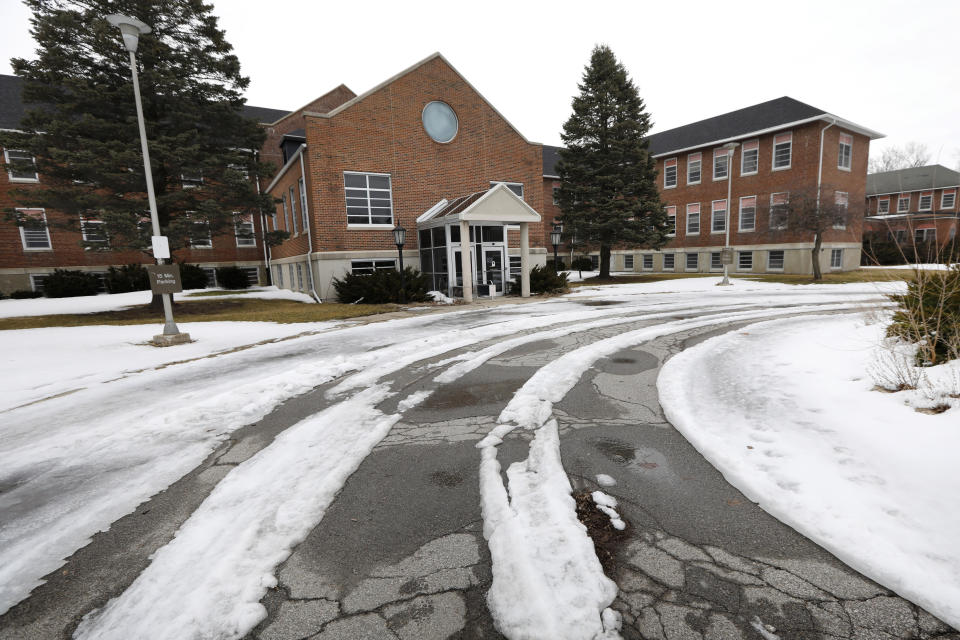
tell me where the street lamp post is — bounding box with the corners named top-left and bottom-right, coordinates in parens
top-left (550, 224), bottom-right (562, 271)
top-left (107, 14), bottom-right (184, 341)
top-left (719, 141), bottom-right (739, 286)
top-left (393, 225), bottom-right (406, 304)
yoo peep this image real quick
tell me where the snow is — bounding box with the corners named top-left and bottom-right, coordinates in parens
top-left (595, 474), bottom-right (617, 487)
top-left (427, 290), bottom-right (454, 304)
top-left (591, 491), bottom-right (626, 531)
top-left (657, 313), bottom-right (960, 629)
top-left (0, 286), bottom-right (313, 318)
top-left (861, 263), bottom-right (955, 270)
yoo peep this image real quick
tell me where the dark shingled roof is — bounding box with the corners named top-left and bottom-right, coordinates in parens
top-left (0, 73), bottom-right (289, 130)
top-left (866, 165), bottom-right (960, 196)
top-left (646, 97), bottom-right (825, 156)
top-left (283, 128), bottom-right (306, 139)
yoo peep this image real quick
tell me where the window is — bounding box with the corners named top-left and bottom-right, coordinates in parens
top-left (188, 213), bottom-right (212, 248)
top-left (509, 255), bottom-right (522, 280)
top-left (713, 149), bottom-right (729, 180)
top-left (685, 253), bottom-right (699, 271)
top-left (346, 172), bottom-right (394, 225)
top-left (837, 133), bottom-right (852, 170)
top-left (81, 216), bottom-right (109, 247)
top-left (772, 132), bottom-right (792, 170)
top-left (552, 186), bottom-right (560, 205)
top-left (664, 158), bottom-right (678, 188)
top-left (299, 178), bottom-right (309, 230)
top-left (942, 190), bottom-right (956, 209)
top-left (275, 264), bottom-right (284, 287)
top-left (422, 101), bottom-right (458, 143)
top-left (296, 263), bottom-right (304, 290)
top-left (915, 228), bottom-right (936, 243)
top-left (710, 252), bottom-right (722, 270)
top-left (181, 170), bottom-right (203, 189)
top-left (741, 139), bottom-right (759, 175)
top-left (289, 186), bottom-right (299, 235)
top-left (642, 254), bottom-right (653, 270)
top-left (288, 264), bottom-right (294, 288)
top-left (235, 213), bottom-right (256, 247)
top-left (898, 194), bottom-right (911, 213)
top-left (624, 254), bottom-right (634, 270)
top-left (834, 192), bottom-right (848, 229)
top-left (767, 250), bottom-right (785, 270)
top-left (895, 229), bottom-right (906, 243)
top-left (918, 191), bottom-right (933, 211)
top-left (770, 192), bottom-right (789, 229)
top-left (878, 198), bottom-right (890, 214)
top-left (30, 274), bottom-right (49, 292)
top-left (738, 251), bottom-right (753, 270)
top-left (663, 254), bottom-right (675, 270)
top-left (202, 268), bottom-right (217, 287)
top-left (686, 203), bottom-right (700, 235)
top-left (687, 153), bottom-right (701, 185)
top-left (241, 267), bottom-right (259, 286)
top-left (351, 259), bottom-right (397, 275)
top-left (5, 149), bottom-right (39, 182)
top-left (830, 248), bottom-right (843, 269)
top-left (490, 181), bottom-right (524, 199)
top-left (666, 205), bottom-right (676, 236)
top-left (739, 196), bottom-right (756, 231)
top-left (711, 200), bottom-right (727, 233)
top-left (282, 193), bottom-right (291, 231)
top-left (17, 209), bottom-right (51, 250)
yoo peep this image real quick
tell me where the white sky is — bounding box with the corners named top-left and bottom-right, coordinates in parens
top-left (2, 0), bottom-right (959, 167)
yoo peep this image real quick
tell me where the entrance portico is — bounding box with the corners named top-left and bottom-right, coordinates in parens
top-left (416, 183), bottom-right (541, 302)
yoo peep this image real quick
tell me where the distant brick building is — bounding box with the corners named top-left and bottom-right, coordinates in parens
top-left (864, 165), bottom-right (959, 252)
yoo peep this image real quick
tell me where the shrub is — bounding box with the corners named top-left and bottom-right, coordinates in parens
top-left (571, 256), bottom-right (594, 271)
top-left (547, 259), bottom-right (568, 271)
top-left (179, 263), bottom-right (209, 290)
top-left (42, 269), bottom-right (100, 298)
top-left (508, 264), bottom-right (569, 295)
top-left (215, 266), bottom-right (251, 290)
top-left (10, 289), bottom-right (43, 299)
top-left (105, 264), bottom-right (150, 293)
top-left (887, 265), bottom-right (960, 366)
top-left (333, 267), bottom-right (429, 304)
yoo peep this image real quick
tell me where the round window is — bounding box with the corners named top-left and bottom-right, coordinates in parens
top-left (422, 101), bottom-right (458, 143)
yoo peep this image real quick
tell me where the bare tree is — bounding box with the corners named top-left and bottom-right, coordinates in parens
top-left (868, 142), bottom-right (931, 174)
top-left (767, 185), bottom-right (850, 280)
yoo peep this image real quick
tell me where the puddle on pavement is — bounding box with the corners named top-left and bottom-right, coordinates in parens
top-left (421, 379), bottom-right (521, 409)
top-left (578, 300), bottom-right (624, 306)
top-left (591, 437), bottom-right (667, 473)
top-left (611, 357), bottom-right (636, 364)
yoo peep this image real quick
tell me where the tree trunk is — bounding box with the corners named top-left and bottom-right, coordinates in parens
top-left (600, 245), bottom-right (611, 279)
top-left (811, 233), bottom-right (823, 280)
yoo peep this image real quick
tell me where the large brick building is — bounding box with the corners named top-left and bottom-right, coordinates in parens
top-left (864, 165), bottom-right (959, 252)
top-left (542, 98), bottom-right (883, 275)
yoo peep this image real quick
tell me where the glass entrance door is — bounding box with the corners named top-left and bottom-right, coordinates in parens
top-left (483, 247), bottom-right (505, 296)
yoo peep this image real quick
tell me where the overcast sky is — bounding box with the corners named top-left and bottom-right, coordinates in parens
top-left (2, 0), bottom-right (958, 168)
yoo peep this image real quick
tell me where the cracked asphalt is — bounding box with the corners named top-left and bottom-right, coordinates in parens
top-left (1, 301), bottom-right (957, 640)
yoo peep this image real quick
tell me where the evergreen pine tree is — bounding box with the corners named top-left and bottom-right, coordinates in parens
top-left (0, 0), bottom-right (273, 256)
top-left (557, 45), bottom-right (666, 279)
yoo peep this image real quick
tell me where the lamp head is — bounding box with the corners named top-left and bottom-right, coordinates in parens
top-left (106, 14), bottom-right (151, 53)
top-left (550, 229), bottom-right (562, 247)
top-left (393, 225), bottom-right (406, 247)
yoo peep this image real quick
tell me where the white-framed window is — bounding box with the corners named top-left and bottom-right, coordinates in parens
top-left (351, 259), bottom-right (397, 275)
top-left (346, 172), bottom-right (394, 226)
top-left (4, 149), bottom-right (39, 182)
top-left (624, 254), bottom-right (634, 270)
top-left (296, 263), bottom-right (304, 290)
top-left (281, 193), bottom-right (291, 231)
top-left (80, 215), bottom-right (109, 247)
top-left (490, 181), bottom-right (524, 199)
top-left (666, 205), bottom-right (676, 236)
top-left (642, 254), bottom-right (653, 270)
top-left (711, 199), bottom-right (727, 233)
top-left (837, 133), bottom-right (852, 171)
top-left (30, 273), bottom-right (49, 292)
top-left (898, 194), bottom-right (911, 213)
top-left (710, 252), bottom-right (722, 271)
top-left (741, 139), bottom-right (759, 176)
top-left (188, 213), bottom-right (212, 248)
top-left (830, 248), bottom-right (843, 269)
top-left (770, 192), bottom-right (789, 229)
top-left (918, 191), bottom-right (933, 211)
top-left (686, 203), bottom-right (700, 235)
top-left (235, 213), bottom-right (256, 247)
top-left (687, 152), bottom-right (701, 185)
top-left (772, 132), bottom-right (792, 170)
top-left (942, 189), bottom-right (957, 209)
top-left (509, 255), bottom-right (522, 280)
top-left (664, 158), bottom-right (678, 188)
top-left (288, 264), bottom-right (294, 288)
top-left (915, 228), bottom-right (936, 243)
top-left (685, 252), bottom-right (699, 271)
top-left (270, 211), bottom-right (278, 231)
top-left (663, 253), bottom-right (675, 270)
top-left (275, 264), bottom-right (284, 287)
top-left (289, 186), bottom-right (299, 235)
top-left (299, 177), bottom-right (309, 230)
top-left (713, 148), bottom-right (729, 180)
top-left (17, 208), bottom-right (52, 250)
top-left (878, 198), bottom-right (890, 214)
top-left (767, 250), bottom-right (785, 271)
top-left (181, 170), bottom-right (203, 189)
top-left (552, 186), bottom-right (560, 205)
top-left (834, 192), bottom-right (848, 229)
top-left (738, 251), bottom-right (753, 271)
top-left (739, 196), bottom-right (756, 231)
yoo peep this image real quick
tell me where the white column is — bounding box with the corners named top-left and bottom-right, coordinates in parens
top-left (520, 222), bottom-right (531, 298)
top-left (459, 220), bottom-right (473, 303)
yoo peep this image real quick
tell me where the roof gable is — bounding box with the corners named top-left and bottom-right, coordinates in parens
top-left (866, 165), bottom-right (960, 196)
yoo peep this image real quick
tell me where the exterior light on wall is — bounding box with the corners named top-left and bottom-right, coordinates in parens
top-left (393, 224), bottom-right (406, 303)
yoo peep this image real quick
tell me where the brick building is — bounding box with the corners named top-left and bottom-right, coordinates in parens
top-left (864, 165), bottom-right (959, 251)
top-left (542, 97), bottom-right (883, 275)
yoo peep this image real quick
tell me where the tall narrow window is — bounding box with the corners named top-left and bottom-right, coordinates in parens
top-left (898, 194), bottom-right (911, 213)
top-left (235, 213), bottom-right (256, 247)
top-left (918, 191), bottom-right (933, 211)
top-left (623, 254), bottom-right (634, 270)
top-left (830, 248), bottom-right (843, 269)
top-left (299, 177), bottom-right (309, 230)
top-left (282, 193), bottom-right (291, 231)
top-left (711, 200), bottom-right (727, 233)
top-left (878, 198), bottom-right (890, 214)
top-left (289, 186), bottom-right (299, 235)
top-left (770, 192), bottom-right (789, 229)
top-left (345, 172), bottom-right (394, 225)
top-left (686, 203), bottom-right (701, 235)
top-left (713, 149), bottom-right (729, 180)
top-left (942, 189), bottom-right (957, 209)
top-left (837, 133), bottom-right (852, 170)
top-left (687, 153), bottom-right (701, 185)
top-left (189, 214), bottom-right (212, 248)
top-left (666, 205), bottom-right (676, 236)
top-left (741, 139), bottom-right (759, 175)
top-left (772, 132), bottom-right (792, 170)
top-left (834, 192), bottom-right (848, 229)
top-left (17, 209), bottom-right (52, 250)
top-left (4, 149), bottom-right (39, 182)
top-left (664, 158), bottom-right (677, 188)
top-left (739, 196), bottom-right (756, 231)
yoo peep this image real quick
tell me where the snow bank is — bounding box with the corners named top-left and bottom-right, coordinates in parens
top-left (657, 314), bottom-right (960, 629)
top-left (427, 290), bottom-right (454, 304)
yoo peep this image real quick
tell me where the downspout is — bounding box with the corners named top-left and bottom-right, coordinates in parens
top-left (816, 118), bottom-right (838, 273)
top-left (254, 150), bottom-right (272, 283)
top-left (299, 144), bottom-right (321, 303)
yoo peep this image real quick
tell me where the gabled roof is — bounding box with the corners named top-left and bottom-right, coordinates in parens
top-left (866, 165), bottom-right (960, 196)
top-left (417, 183), bottom-right (542, 226)
top-left (646, 96), bottom-right (884, 157)
top-left (241, 104), bottom-right (291, 124)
